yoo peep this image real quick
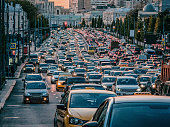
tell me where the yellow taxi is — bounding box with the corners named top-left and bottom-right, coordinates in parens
top-left (54, 90), bottom-right (116, 127)
top-left (56, 73), bottom-right (72, 91)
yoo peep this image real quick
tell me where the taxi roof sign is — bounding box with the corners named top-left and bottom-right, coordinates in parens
top-left (134, 92), bottom-right (152, 95)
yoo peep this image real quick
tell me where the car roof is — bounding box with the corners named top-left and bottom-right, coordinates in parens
top-left (26, 74), bottom-right (41, 76)
top-left (117, 76), bottom-right (135, 79)
top-left (70, 89), bottom-right (116, 94)
top-left (112, 96), bottom-right (170, 104)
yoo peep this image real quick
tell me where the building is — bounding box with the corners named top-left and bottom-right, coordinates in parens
top-left (138, 3), bottom-right (158, 20)
top-left (36, 1), bottom-right (54, 15)
top-left (69, 0), bottom-right (91, 13)
top-left (160, 0), bottom-right (170, 12)
top-left (83, 10), bottom-right (104, 26)
top-left (103, 8), bottom-right (131, 25)
top-left (54, 6), bottom-right (70, 15)
top-left (4, 3), bottom-right (29, 36)
top-left (50, 14), bottom-right (82, 27)
top-left (78, 0), bottom-right (91, 12)
top-left (91, 0), bottom-right (111, 8)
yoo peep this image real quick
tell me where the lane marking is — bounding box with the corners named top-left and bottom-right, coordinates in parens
top-left (7, 105), bottom-right (21, 107)
top-left (56, 97), bottom-right (59, 98)
top-left (13, 95), bottom-right (23, 97)
top-left (4, 117), bottom-right (20, 119)
top-left (53, 94), bottom-right (56, 95)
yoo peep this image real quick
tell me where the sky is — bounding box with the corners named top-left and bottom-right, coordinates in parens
top-left (49, 0), bottom-right (69, 8)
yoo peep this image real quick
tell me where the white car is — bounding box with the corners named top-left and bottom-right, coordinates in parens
top-left (113, 76), bottom-right (141, 96)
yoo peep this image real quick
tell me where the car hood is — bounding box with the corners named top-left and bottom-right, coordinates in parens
top-left (26, 89), bottom-right (47, 94)
top-left (41, 66), bottom-right (48, 69)
top-left (116, 85), bottom-right (140, 89)
top-left (102, 83), bottom-right (113, 86)
top-left (68, 108), bottom-right (97, 120)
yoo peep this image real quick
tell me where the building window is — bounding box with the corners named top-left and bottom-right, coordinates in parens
top-left (57, 10), bottom-right (59, 15)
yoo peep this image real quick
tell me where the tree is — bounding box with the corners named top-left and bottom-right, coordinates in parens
top-left (148, 16), bottom-right (156, 33)
top-left (81, 18), bottom-right (85, 27)
top-left (92, 18), bottom-right (94, 28)
top-left (94, 18), bottom-right (97, 28)
top-left (154, 17), bottom-right (161, 34)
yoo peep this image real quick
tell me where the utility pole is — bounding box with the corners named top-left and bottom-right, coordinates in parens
top-left (38, 17), bottom-right (39, 47)
top-left (17, 9), bottom-right (20, 65)
top-left (41, 15), bottom-right (43, 45)
top-left (6, 0), bottom-right (10, 77)
top-left (0, 0), bottom-right (3, 88)
top-left (13, 1), bottom-right (16, 66)
top-left (22, 11), bottom-right (24, 63)
top-left (34, 14), bottom-right (36, 51)
top-left (28, 22), bottom-right (30, 58)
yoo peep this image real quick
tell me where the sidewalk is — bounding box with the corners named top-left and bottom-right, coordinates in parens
top-left (0, 80), bottom-right (16, 111)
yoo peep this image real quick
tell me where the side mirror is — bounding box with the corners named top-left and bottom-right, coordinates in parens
top-left (57, 104), bottom-right (66, 110)
top-left (82, 121), bottom-right (98, 127)
top-left (61, 93), bottom-right (65, 98)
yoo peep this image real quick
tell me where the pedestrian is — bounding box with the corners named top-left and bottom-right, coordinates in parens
top-left (11, 65), bottom-right (15, 77)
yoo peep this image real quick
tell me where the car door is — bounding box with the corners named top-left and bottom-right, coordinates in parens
top-left (92, 100), bottom-right (109, 127)
top-left (57, 93), bottom-right (69, 127)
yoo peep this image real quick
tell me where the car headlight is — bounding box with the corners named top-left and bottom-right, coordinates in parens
top-left (152, 84), bottom-right (156, 89)
top-left (140, 84), bottom-right (145, 88)
top-left (69, 117), bottom-right (84, 125)
top-left (116, 88), bottom-right (121, 91)
top-left (42, 92), bottom-right (48, 96)
top-left (58, 83), bottom-right (61, 85)
top-left (23, 68), bottom-right (26, 70)
top-left (136, 88), bottom-right (141, 92)
top-left (103, 85), bottom-right (107, 89)
top-left (26, 92), bottom-right (31, 96)
top-left (40, 67), bottom-right (42, 69)
top-left (32, 68), bottom-right (34, 70)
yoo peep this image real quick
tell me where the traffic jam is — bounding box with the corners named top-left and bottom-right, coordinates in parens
top-left (22, 28), bottom-right (170, 127)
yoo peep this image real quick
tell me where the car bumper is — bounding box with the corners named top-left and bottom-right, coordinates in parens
top-left (24, 96), bottom-right (49, 103)
top-left (64, 124), bottom-right (82, 127)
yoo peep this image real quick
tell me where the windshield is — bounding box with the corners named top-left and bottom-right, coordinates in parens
top-left (140, 77), bottom-right (150, 82)
top-left (64, 63), bottom-right (72, 66)
top-left (58, 76), bottom-right (67, 81)
top-left (49, 67), bottom-right (57, 69)
top-left (25, 65), bottom-right (34, 67)
top-left (134, 69), bottom-right (147, 74)
top-left (70, 93), bottom-right (116, 108)
top-left (25, 75), bottom-right (42, 81)
top-left (39, 64), bottom-right (48, 67)
top-left (110, 103), bottom-right (170, 127)
top-left (102, 77), bottom-right (116, 83)
top-left (67, 78), bottom-right (86, 84)
top-left (89, 75), bottom-right (102, 79)
top-left (75, 69), bottom-right (86, 72)
top-left (53, 72), bottom-right (62, 75)
top-left (26, 82), bottom-right (46, 89)
top-left (117, 78), bottom-right (138, 85)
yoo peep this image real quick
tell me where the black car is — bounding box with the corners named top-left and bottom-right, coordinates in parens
top-left (23, 64), bottom-right (35, 73)
top-left (38, 63), bottom-right (49, 73)
top-left (22, 74), bottom-right (44, 88)
top-left (83, 96), bottom-right (170, 127)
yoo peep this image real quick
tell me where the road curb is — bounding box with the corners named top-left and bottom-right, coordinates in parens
top-left (0, 80), bottom-right (16, 111)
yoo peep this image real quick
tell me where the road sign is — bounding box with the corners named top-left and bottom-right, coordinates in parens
top-left (161, 42), bottom-right (165, 45)
top-left (10, 43), bottom-right (16, 49)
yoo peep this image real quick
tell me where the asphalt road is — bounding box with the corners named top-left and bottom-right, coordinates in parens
top-left (0, 66), bottom-right (63, 127)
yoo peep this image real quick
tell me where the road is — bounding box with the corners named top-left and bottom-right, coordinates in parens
top-left (0, 47), bottom-right (63, 127)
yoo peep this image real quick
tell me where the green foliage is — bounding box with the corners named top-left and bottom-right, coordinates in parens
top-left (81, 18), bottom-right (86, 27)
top-left (148, 16), bottom-right (156, 33)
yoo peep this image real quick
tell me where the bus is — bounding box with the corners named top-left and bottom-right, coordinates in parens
top-left (88, 45), bottom-right (96, 55)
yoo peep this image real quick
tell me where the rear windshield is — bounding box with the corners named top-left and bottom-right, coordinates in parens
top-left (110, 103), bottom-right (170, 127)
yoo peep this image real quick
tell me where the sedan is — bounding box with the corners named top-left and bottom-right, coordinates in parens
top-left (23, 81), bottom-right (50, 103)
top-left (54, 90), bottom-right (116, 127)
top-left (83, 96), bottom-right (170, 127)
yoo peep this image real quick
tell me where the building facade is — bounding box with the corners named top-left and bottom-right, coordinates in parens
top-left (160, 0), bottom-right (170, 12)
top-left (103, 8), bottom-right (131, 25)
